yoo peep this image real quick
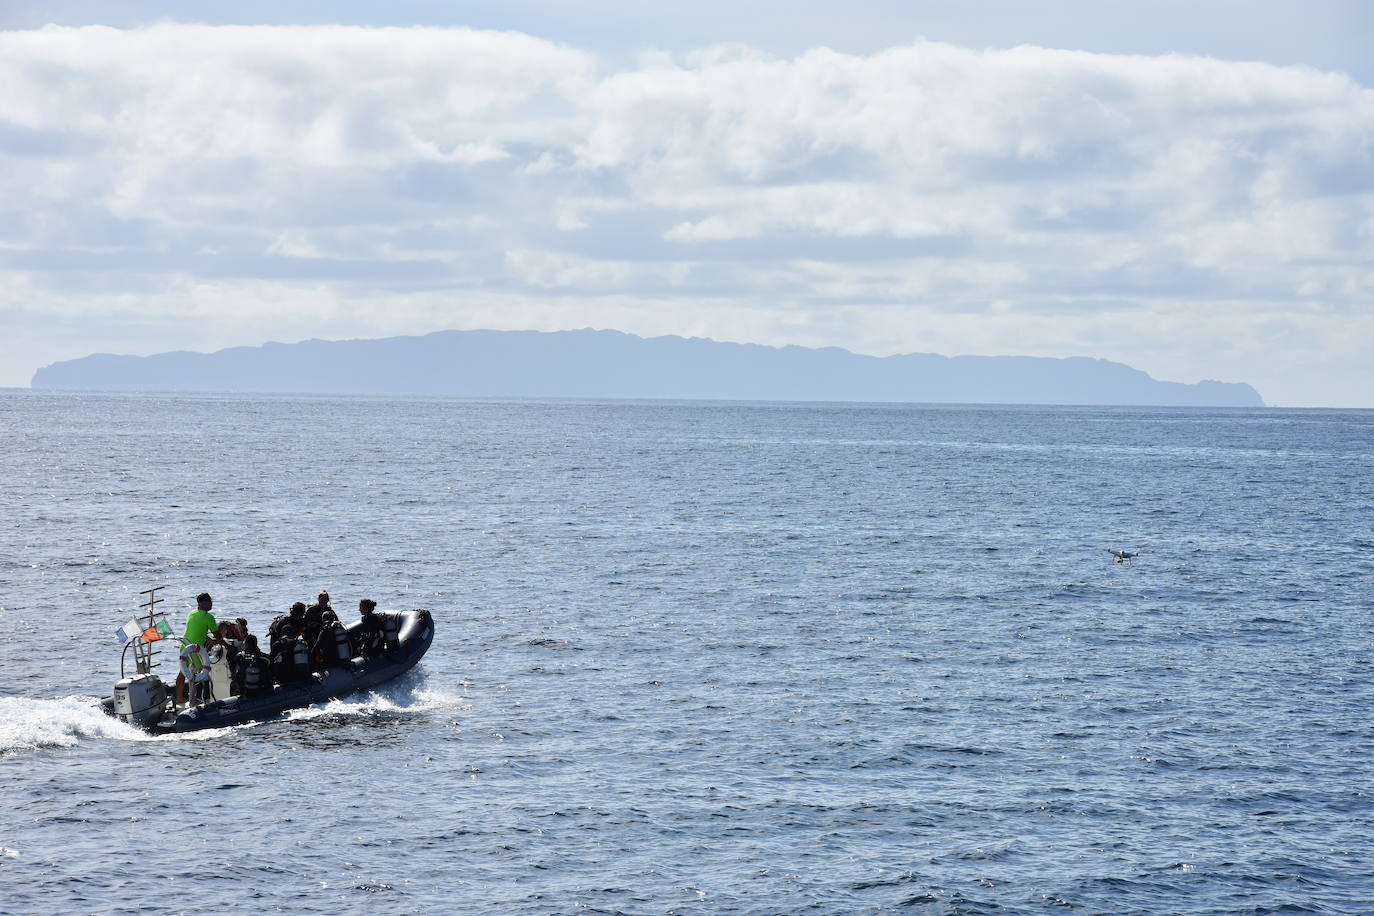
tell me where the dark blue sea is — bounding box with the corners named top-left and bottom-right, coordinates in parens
top-left (1, 391), bottom-right (1371, 915)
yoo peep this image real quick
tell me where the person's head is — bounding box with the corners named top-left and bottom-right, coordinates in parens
top-left (317, 591), bottom-right (331, 606)
top-left (290, 602), bottom-right (306, 619)
top-left (322, 609), bottom-right (338, 625)
top-left (196, 592), bottom-right (213, 611)
top-left (236, 617), bottom-right (248, 634)
top-left (360, 598), bottom-right (376, 615)
top-left (244, 634), bottom-right (259, 652)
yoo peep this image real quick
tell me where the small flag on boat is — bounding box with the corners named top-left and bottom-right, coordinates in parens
top-left (115, 618), bottom-right (142, 644)
top-left (141, 620), bottom-right (172, 642)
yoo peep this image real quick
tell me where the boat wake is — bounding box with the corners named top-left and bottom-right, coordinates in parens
top-left (282, 675), bottom-right (466, 724)
top-left (0, 695), bottom-right (160, 754)
top-left (1, 676), bottom-right (463, 755)
top-left (0, 695), bottom-right (244, 754)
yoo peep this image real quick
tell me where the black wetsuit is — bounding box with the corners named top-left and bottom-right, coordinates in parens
top-left (358, 613), bottom-right (386, 658)
top-left (267, 614), bottom-right (302, 651)
top-left (271, 638), bottom-right (311, 685)
top-left (235, 649), bottom-right (273, 697)
top-left (302, 605), bottom-right (326, 649)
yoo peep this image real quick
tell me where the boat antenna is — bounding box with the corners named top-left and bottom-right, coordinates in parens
top-left (133, 585), bottom-right (167, 675)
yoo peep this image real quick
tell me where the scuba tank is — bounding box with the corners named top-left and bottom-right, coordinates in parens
top-left (291, 638), bottom-right (310, 676)
top-left (272, 639), bottom-right (310, 683)
top-left (242, 656), bottom-right (268, 693)
top-left (331, 624), bottom-right (353, 663)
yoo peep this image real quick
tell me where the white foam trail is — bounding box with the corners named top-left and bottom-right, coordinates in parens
top-left (283, 684), bottom-right (468, 722)
top-left (0, 695), bottom-right (250, 754)
top-left (0, 695), bottom-right (150, 753)
top-left (0, 680), bottom-right (466, 752)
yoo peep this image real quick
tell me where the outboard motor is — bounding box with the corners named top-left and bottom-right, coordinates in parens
top-left (112, 674), bottom-right (168, 730)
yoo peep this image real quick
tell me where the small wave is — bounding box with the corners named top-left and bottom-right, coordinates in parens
top-left (351, 882), bottom-right (396, 893)
top-left (850, 870), bottom-right (924, 890)
top-left (525, 637), bottom-right (583, 651)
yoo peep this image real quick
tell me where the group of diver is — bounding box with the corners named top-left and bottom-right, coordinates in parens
top-left (177, 590), bottom-right (398, 706)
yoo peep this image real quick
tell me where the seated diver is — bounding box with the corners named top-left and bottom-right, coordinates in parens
top-left (311, 615), bottom-right (355, 671)
top-left (233, 635), bottom-right (274, 698)
top-left (356, 598), bottom-right (386, 658)
top-left (268, 602), bottom-right (306, 651)
top-left (271, 631), bottom-right (312, 685)
top-left (303, 590), bottom-right (332, 647)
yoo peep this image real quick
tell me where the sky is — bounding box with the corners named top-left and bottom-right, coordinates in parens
top-left (2, 2), bottom-right (1371, 406)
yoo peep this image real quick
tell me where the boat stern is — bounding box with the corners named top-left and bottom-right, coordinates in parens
top-left (111, 673), bottom-right (169, 730)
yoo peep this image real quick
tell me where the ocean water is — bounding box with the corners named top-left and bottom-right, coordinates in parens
top-left (0, 390), bottom-right (1371, 915)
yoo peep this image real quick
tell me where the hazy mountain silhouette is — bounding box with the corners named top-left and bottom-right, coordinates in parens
top-left (30, 328), bottom-right (1264, 406)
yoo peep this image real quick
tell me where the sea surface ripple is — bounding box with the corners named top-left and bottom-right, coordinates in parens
top-left (0, 392), bottom-right (1371, 915)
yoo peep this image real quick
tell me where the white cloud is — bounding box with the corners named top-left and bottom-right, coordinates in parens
top-left (1, 24), bottom-right (1372, 405)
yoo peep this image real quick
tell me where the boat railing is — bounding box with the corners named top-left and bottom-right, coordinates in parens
top-left (118, 586), bottom-right (176, 679)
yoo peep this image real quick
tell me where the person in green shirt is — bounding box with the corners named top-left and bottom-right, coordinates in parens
top-left (176, 593), bottom-right (219, 705)
top-left (184, 593), bottom-right (218, 646)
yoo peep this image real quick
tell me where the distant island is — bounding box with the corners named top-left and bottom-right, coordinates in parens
top-left (30, 328), bottom-right (1264, 407)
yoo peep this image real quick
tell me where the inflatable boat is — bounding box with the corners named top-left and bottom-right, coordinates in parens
top-left (102, 607), bottom-right (434, 734)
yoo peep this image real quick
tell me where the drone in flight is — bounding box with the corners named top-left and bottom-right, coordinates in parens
top-left (1106, 548), bottom-right (1141, 566)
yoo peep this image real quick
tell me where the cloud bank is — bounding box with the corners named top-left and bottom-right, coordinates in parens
top-left (2, 24), bottom-right (1371, 404)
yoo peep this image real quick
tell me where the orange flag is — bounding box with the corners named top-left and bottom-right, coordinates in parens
top-left (141, 620), bottom-right (171, 642)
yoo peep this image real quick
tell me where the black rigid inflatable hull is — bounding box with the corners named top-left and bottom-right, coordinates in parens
top-left (106, 610), bottom-right (434, 733)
